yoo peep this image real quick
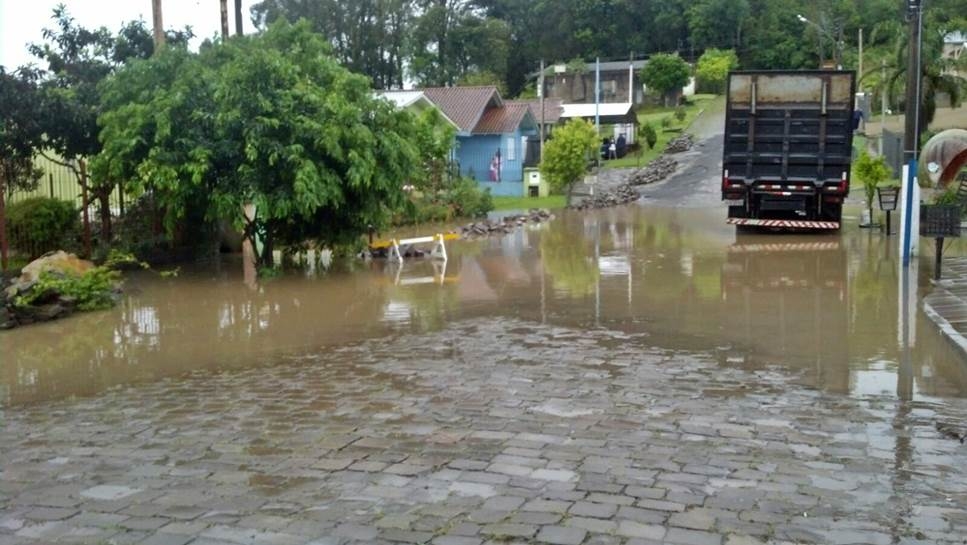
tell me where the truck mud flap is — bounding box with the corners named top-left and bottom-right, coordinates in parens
top-left (726, 218), bottom-right (840, 230)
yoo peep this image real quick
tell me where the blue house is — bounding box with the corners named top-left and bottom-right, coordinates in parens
top-left (422, 86), bottom-right (539, 197)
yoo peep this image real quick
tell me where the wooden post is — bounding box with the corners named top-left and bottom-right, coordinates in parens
top-left (935, 237), bottom-right (944, 280)
top-left (79, 159), bottom-right (92, 258)
top-left (48, 173), bottom-right (54, 198)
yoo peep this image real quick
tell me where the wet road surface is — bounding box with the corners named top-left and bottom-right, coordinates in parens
top-left (3, 115), bottom-right (967, 544)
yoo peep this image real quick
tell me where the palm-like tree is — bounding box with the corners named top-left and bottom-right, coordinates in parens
top-left (152, 0), bottom-right (164, 47)
top-left (220, 0), bottom-right (230, 39)
top-left (869, 20), bottom-right (967, 130)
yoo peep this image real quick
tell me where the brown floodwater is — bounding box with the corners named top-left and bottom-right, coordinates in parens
top-left (3, 205), bottom-right (967, 407)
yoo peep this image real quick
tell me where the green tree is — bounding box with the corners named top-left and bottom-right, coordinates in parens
top-left (686, 0), bottom-right (749, 50)
top-left (853, 151), bottom-right (892, 224)
top-left (695, 48), bottom-right (738, 94)
top-left (540, 118), bottom-right (597, 200)
top-left (0, 67), bottom-right (44, 270)
top-left (97, 20), bottom-right (425, 267)
top-left (641, 53), bottom-right (691, 106)
top-left (251, 0), bottom-right (413, 89)
top-left (27, 7), bottom-right (191, 243)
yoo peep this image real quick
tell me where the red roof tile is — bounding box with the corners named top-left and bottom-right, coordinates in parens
top-left (472, 103), bottom-right (533, 134)
top-left (421, 86), bottom-right (501, 132)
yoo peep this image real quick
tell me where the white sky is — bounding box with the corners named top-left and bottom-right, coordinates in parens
top-left (0, 0), bottom-right (260, 71)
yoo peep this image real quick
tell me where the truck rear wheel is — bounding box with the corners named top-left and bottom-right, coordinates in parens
top-left (822, 203), bottom-right (842, 228)
top-left (728, 205), bottom-right (746, 219)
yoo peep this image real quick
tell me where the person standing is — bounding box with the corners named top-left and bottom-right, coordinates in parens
top-left (608, 139), bottom-right (617, 160)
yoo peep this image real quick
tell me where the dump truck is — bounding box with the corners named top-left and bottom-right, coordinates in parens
top-left (721, 70), bottom-right (856, 230)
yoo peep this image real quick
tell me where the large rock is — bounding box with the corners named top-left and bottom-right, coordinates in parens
top-left (5, 251), bottom-right (94, 298)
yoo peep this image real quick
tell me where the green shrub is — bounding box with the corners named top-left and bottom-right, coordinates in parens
top-left (639, 123), bottom-right (658, 150)
top-left (674, 106), bottom-right (687, 122)
top-left (5, 197), bottom-right (78, 258)
top-left (660, 116), bottom-right (673, 128)
top-left (15, 267), bottom-right (119, 311)
top-left (446, 177), bottom-right (493, 218)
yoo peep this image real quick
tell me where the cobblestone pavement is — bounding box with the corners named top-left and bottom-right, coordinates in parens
top-left (3, 319), bottom-right (967, 545)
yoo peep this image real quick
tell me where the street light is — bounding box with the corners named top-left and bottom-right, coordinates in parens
top-left (797, 14), bottom-right (843, 69)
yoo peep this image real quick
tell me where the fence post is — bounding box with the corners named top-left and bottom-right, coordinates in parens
top-left (48, 173), bottom-right (54, 199)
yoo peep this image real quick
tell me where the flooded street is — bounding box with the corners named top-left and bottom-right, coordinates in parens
top-left (3, 131), bottom-right (967, 544)
top-left (3, 206), bottom-right (967, 407)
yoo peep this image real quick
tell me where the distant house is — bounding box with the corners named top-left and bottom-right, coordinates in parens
top-left (542, 60), bottom-right (647, 105)
top-left (375, 90), bottom-right (459, 129)
top-left (422, 86), bottom-right (539, 197)
top-left (507, 98), bottom-right (564, 137)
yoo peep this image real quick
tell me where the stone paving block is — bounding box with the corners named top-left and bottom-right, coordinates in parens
top-left (616, 506), bottom-right (666, 525)
top-left (481, 496), bottom-right (525, 511)
top-left (665, 528), bottom-right (723, 545)
top-left (521, 499), bottom-right (571, 513)
top-left (616, 521), bottom-right (666, 540)
top-left (121, 517), bottom-right (170, 531)
top-left (585, 493), bottom-right (635, 506)
top-left (530, 469), bottom-right (576, 482)
top-left (569, 501), bottom-right (617, 519)
top-left (379, 528), bottom-right (435, 543)
top-left (432, 537), bottom-right (482, 545)
top-left (507, 511), bottom-right (562, 525)
top-left (24, 507), bottom-right (78, 521)
top-left (536, 525), bottom-right (586, 545)
top-left (564, 516), bottom-right (617, 534)
top-left (139, 533), bottom-right (195, 545)
top-left (480, 523), bottom-right (537, 538)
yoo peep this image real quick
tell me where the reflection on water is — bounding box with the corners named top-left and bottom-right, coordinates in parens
top-left (3, 206), bottom-right (967, 406)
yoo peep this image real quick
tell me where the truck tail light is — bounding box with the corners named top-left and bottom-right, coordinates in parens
top-left (839, 171), bottom-right (848, 193)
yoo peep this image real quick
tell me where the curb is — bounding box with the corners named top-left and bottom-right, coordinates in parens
top-left (923, 287), bottom-right (967, 356)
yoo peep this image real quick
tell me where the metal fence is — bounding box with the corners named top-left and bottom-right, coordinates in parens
top-left (7, 155), bottom-right (123, 211)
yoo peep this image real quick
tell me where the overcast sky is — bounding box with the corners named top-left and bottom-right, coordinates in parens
top-left (0, 0), bottom-right (260, 70)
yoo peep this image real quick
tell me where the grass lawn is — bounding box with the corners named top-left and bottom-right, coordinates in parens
top-left (602, 94), bottom-right (718, 169)
top-left (492, 194), bottom-right (567, 211)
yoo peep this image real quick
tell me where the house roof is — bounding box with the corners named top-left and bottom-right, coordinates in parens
top-left (560, 102), bottom-right (635, 119)
top-left (422, 86), bottom-right (501, 133)
top-left (375, 90), bottom-right (460, 129)
top-left (945, 31), bottom-right (967, 44)
top-left (543, 60), bottom-right (647, 76)
top-left (376, 90), bottom-right (425, 108)
top-left (508, 98), bottom-right (564, 125)
top-left (473, 102), bottom-right (534, 134)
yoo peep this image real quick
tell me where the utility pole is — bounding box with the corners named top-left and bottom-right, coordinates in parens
top-left (539, 59), bottom-right (545, 161)
top-left (858, 28), bottom-right (863, 83)
top-left (880, 59), bottom-right (887, 155)
top-left (152, 0), bottom-right (165, 48)
top-left (903, 0), bottom-right (923, 161)
top-left (235, 0), bottom-right (243, 36)
top-left (220, 0), bottom-right (230, 39)
top-left (900, 0), bottom-right (924, 267)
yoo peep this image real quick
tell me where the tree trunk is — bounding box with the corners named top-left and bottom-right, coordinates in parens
top-left (98, 190), bottom-right (112, 243)
top-left (79, 159), bottom-right (92, 258)
top-left (260, 232), bottom-right (274, 268)
top-left (220, 0), bottom-right (229, 39)
top-left (152, 0), bottom-right (165, 48)
top-left (234, 0), bottom-right (243, 36)
top-left (0, 176), bottom-right (8, 271)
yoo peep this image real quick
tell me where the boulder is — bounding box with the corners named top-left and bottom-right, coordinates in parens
top-left (6, 251), bottom-right (94, 298)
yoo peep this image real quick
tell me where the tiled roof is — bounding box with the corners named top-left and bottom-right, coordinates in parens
top-left (421, 86), bottom-right (501, 132)
top-left (508, 98), bottom-right (564, 124)
top-left (472, 103), bottom-right (532, 135)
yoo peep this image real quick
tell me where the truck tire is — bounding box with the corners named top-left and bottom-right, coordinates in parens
top-left (822, 203), bottom-right (842, 227)
top-left (727, 205), bottom-right (746, 219)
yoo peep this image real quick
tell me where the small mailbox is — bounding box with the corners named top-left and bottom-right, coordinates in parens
top-left (920, 204), bottom-right (962, 238)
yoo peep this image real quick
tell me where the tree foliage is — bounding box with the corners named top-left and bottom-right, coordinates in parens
top-left (695, 48), bottom-right (738, 94)
top-left (540, 118), bottom-right (597, 198)
top-left (97, 20), bottom-right (426, 266)
top-left (853, 151), bottom-right (892, 214)
top-left (641, 53), bottom-right (691, 105)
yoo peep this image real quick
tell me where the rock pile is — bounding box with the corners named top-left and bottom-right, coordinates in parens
top-left (628, 155), bottom-right (678, 185)
top-left (460, 209), bottom-right (554, 239)
top-left (664, 133), bottom-right (695, 153)
top-left (1, 251), bottom-right (103, 329)
top-left (569, 184), bottom-right (640, 210)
